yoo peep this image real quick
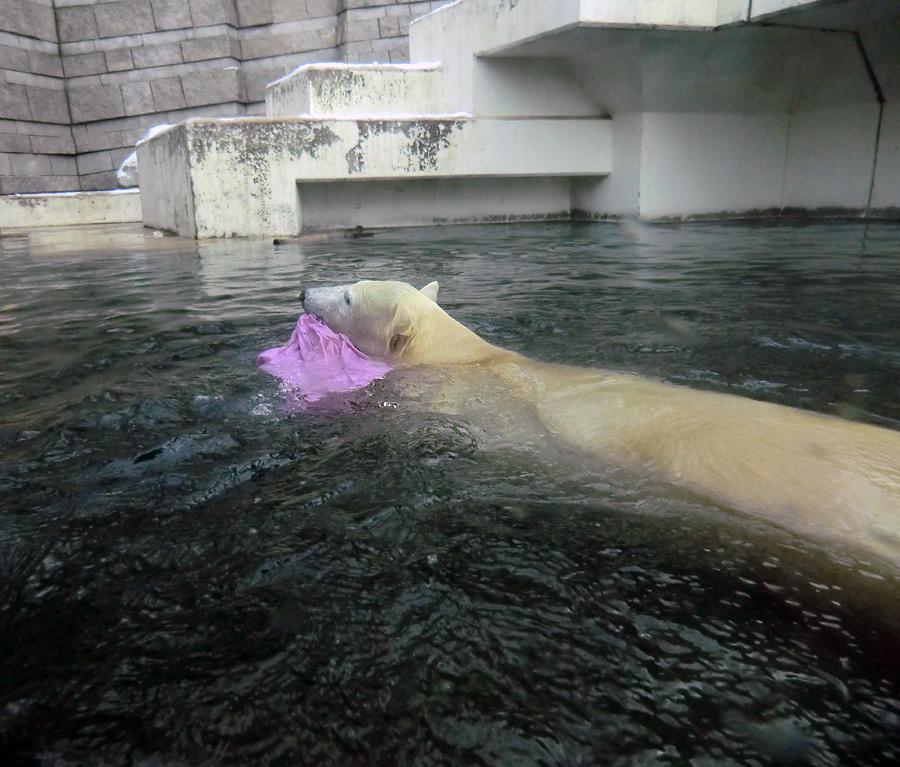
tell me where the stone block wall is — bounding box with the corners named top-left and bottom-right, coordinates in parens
top-left (1, 0), bottom-right (445, 196)
top-left (1, 0), bottom-right (74, 193)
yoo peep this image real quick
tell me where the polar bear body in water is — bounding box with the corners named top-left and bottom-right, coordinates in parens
top-left (300, 279), bottom-right (900, 565)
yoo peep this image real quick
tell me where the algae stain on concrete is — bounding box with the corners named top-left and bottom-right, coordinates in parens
top-left (185, 121), bottom-right (341, 237)
top-left (345, 120), bottom-right (464, 176)
top-left (11, 196), bottom-right (49, 211)
top-left (189, 121), bottom-right (341, 166)
top-left (314, 70), bottom-right (366, 112)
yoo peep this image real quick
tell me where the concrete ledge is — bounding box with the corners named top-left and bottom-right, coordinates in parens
top-left (299, 177), bottom-right (575, 230)
top-left (0, 189), bottom-right (142, 229)
top-left (131, 1), bottom-right (900, 238)
top-left (137, 116), bottom-right (612, 237)
top-left (412, 0), bottom-right (746, 63)
top-left (266, 62), bottom-right (444, 118)
top-left (413, 0), bottom-right (854, 58)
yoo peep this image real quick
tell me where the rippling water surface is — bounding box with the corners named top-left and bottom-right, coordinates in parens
top-left (2, 221), bottom-right (900, 766)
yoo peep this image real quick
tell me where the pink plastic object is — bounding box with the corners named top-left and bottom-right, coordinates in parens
top-left (257, 313), bottom-right (392, 401)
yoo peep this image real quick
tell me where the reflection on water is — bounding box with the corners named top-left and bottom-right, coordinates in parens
top-left (1, 222), bottom-right (900, 766)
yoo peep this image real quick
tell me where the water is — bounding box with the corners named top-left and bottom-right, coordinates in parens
top-left (1, 221), bottom-right (900, 766)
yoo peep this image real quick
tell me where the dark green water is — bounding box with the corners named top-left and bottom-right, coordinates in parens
top-left (1, 221), bottom-right (899, 766)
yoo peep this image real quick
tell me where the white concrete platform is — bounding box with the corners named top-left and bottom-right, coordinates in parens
top-left (136, 0), bottom-right (900, 237)
top-left (138, 116), bottom-right (611, 237)
top-left (266, 63), bottom-right (445, 118)
top-left (411, 0), bottom-right (900, 221)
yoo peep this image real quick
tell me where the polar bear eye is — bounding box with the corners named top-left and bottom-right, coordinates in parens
top-left (343, 291), bottom-right (352, 306)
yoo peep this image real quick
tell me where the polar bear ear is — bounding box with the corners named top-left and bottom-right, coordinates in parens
top-left (389, 332), bottom-right (411, 355)
top-left (388, 305), bottom-right (416, 357)
top-left (419, 281), bottom-right (439, 303)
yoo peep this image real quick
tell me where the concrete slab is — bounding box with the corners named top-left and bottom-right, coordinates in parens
top-left (137, 116), bottom-right (612, 237)
top-left (751, 0), bottom-right (896, 28)
top-left (0, 188), bottom-right (142, 229)
top-left (412, 0), bottom-right (742, 66)
top-left (266, 62), bottom-right (444, 118)
top-left (297, 176), bottom-right (575, 230)
top-left (637, 111), bottom-right (790, 220)
top-left (781, 105), bottom-right (880, 214)
top-left (130, 0), bottom-right (900, 234)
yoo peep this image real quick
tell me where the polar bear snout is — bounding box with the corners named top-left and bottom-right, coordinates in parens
top-left (299, 287), bottom-right (315, 316)
top-left (299, 285), bottom-right (358, 335)
top-left (299, 285), bottom-right (330, 318)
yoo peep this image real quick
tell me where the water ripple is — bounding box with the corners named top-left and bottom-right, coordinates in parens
top-left (1, 223), bottom-right (900, 765)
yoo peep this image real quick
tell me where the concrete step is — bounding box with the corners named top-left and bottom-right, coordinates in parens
top-left (266, 63), bottom-right (446, 119)
top-left (137, 116), bottom-right (611, 237)
top-left (0, 189), bottom-right (141, 229)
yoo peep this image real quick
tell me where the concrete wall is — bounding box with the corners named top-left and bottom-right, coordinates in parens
top-left (298, 176), bottom-right (574, 229)
top-left (266, 62), bottom-right (444, 118)
top-left (136, 116), bottom-right (611, 237)
top-left (412, 0), bottom-right (900, 220)
top-left (0, 0), bottom-right (73, 194)
top-left (1, 0), bottom-right (445, 196)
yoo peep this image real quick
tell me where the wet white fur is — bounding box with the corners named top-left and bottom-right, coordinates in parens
top-left (302, 279), bottom-right (900, 565)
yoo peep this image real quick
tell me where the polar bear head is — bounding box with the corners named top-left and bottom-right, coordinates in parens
top-left (300, 279), bottom-right (498, 365)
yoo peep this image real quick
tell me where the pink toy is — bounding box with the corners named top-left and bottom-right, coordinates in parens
top-left (257, 313), bottom-right (392, 402)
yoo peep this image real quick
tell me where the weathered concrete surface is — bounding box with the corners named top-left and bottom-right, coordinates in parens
top-left (298, 176), bottom-right (574, 230)
top-left (574, 106), bottom-right (883, 220)
top-left (409, 0), bottom-right (900, 221)
top-left (0, 189), bottom-right (141, 229)
top-left (137, 123), bottom-right (198, 238)
top-left (2, 0), bottom-right (444, 196)
top-left (138, 116), bottom-right (611, 237)
top-left (266, 62), bottom-right (444, 118)
top-left (134, 0), bottom-right (900, 234)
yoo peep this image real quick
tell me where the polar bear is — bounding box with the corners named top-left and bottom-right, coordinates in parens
top-left (300, 279), bottom-right (900, 565)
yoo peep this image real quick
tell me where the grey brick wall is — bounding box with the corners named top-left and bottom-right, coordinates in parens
top-left (1, 0), bottom-right (78, 193)
top-left (1, 0), bottom-right (446, 197)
